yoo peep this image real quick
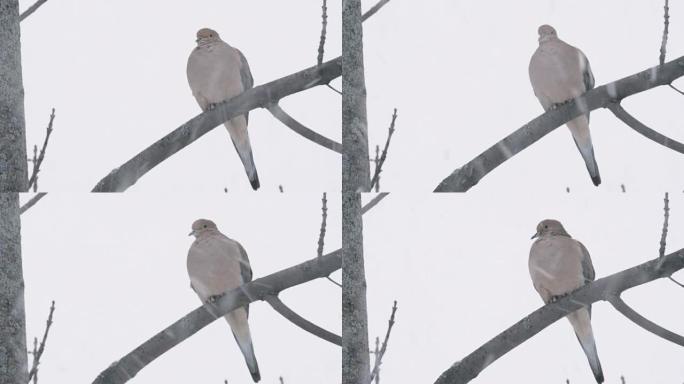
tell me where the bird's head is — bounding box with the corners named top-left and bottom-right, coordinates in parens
top-left (537, 24), bottom-right (558, 44)
top-left (195, 28), bottom-right (221, 45)
top-left (531, 219), bottom-right (570, 239)
top-left (189, 218), bottom-right (218, 237)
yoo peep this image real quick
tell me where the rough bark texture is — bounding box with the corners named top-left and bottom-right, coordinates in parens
top-left (342, 192), bottom-right (370, 384)
top-left (0, 0), bottom-right (28, 191)
top-left (0, 193), bottom-right (28, 384)
top-left (342, 0), bottom-right (371, 192)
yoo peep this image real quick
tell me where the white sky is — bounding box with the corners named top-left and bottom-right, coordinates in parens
top-left (14, 0), bottom-right (684, 384)
top-left (20, 1), bottom-right (342, 193)
top-left (21, 192), bottom-right (341, 384)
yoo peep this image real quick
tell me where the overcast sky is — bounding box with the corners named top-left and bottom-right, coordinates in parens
top-left (14, 0), bottom-right (684, 384)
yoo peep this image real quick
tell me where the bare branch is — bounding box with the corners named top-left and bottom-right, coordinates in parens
top-left (434, 248), bottom-right (684, 384)
top-left (372, 145), bottom-right (380, 192)
top-left (362, 193), bottom-right (389, 214)
top-left (264, 295), bottom-right (342, 346)
top-left (362, 0), bottom-right (391, 22)
top-left (608, 103), bottom-right (684, 155)
top-left (27, 108), bottom-right (55, 191)
top-left (317, 0), bottom-right (328, 66)
top-left (369, 300), bottom-right (398, 383)
top-left (318, 192), bottom-right (328, 258)
top-left (659, 0), bottom-right (670, 66)
top-left (27, 300), bottom-right (55, 383)
top-left (92, 189), bottom-right (389, 384)
top-left (435, 55), bottom-right (684, 192)
top-left (608, 295), bottom-right (684, 347)
top-left (370, 109), bottom-right (397, 191)
top-left (669, 83), bottom-right (684, 95)
top-left (19, 193), bottom-right (47, 215)
top-left (372, 337), bottom-right (380, 384)
top-left (267, 104), bottom-right (342, 154)
top-left (19, 0), bottom-right (49, 21)
top-left (660, 192), bottom-right (670, 258)
top-left (327, 84), bottom-right (342, 95)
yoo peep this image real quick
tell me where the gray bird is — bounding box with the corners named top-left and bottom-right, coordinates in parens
top-left (529, 25), bottom-right (601, 186)
top-left (529, 219), bottom-right (604, 383)
top-left (187, 28), bottom-right (260, 190)
top-left (188, 219), bottom-right (261, 382)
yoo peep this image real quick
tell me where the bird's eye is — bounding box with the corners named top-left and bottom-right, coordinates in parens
top-left (203, 224), bottom-right (207, 228)
top-left (544, 225), bottom-right (548, 229)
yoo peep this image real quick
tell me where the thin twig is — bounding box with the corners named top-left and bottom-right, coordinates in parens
top-left (362, 193), bottom-right (389, 214)
top-left (19, 0), bottom-right (49, 21)
top-left (20, 193), bottom-right (47, 215)
top-left (27, 300), bottom-right (56, 383)
top-left (279, 377), bottom-right (284, 384)
top-left (659, 192), bottom-right (669, 258)
top-left (369, 301), bottom-right (398, 383)
top-left (326, 276), bottom-right (342, 288)
top-left (267, 103), bottom-right (342, 154)
top-left (373, 145), bottom-right (380, 192)
top-left (659, 0), bottom-right (670, 66)
top-left (370, 109), bottom-right (398, 190)
top-left (326, 84), bottom-right (342, 95)
top-left (30, 338), bottom-right (38, 384)
top-left (265, 295), bottom-right (342, 346)
top-left (362, 0), bottom-right (391, 22)
top-left (28, 108), bottom-right (56, 191)
top-left (608, 103), bottom-right (684, 154)
top-left (29, 145), bottom-right (37, 192)
top-left (609, 295), bottom-right (684, 346)
top-left (373, 337), bottom-right (380, 384)
top-left (317, 192), bottom-right (328, 258)
top-left (670, 83), bottom-right (684, 95)
top-left (317, 0), bottom-right (328, 66)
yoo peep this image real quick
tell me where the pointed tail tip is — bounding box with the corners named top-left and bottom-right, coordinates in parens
top-left (591, 174), bottom-right (601, 186)
top-left (250, 174), bottom-right (260, 190)
top-left (594, 370), bottom-right (604, 383)
top-left (250, 369), bottom-right (261, 382)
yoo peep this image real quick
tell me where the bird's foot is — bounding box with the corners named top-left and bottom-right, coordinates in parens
top-left (549, 293), bottom-right (569, 303)
top-left (551, 100), bottom-right (572, 110)
top-left (207, 103), bottom-right (217, 111)
top-left (207, 293), bottom-right (225, 304)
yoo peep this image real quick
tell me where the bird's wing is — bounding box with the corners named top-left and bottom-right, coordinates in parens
top-left (236, 49), bottom-right (254, 124)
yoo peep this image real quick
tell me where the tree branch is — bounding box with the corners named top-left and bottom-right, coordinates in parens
top-left (608, 295), bottom-right (684, 347)
top-left (434, 248), bottom-right (684, 384)
top-left (369, 300), bottom-right (398, 383)
top-left (317, 0), bottom-right (328, 66)
top-left (27, 300), bottom-right (55, 383)
top-left (267, 104), bottom-right (342, 154)
top-left (92, 58), bottom-right (341, 192)
top-left (92, 192), bottom-right (389, 384)
top-left (361, 192), bottom-right (389, 214)
top-left (19, 193), bottom-right (47, 215)
top-left (264, 294), bottom-right (341, 346)
top-left (27, 108), bottom-right (55, 191)
top-left (435, 55), bottom-right (684, 192)
top-left (19, 0), bottom-right (49, 22)
top-left (659, 192), bottom-right (670, 258)
top-left (659, 0), bottom-right (670, 66)
top-left (370, 109), bottom-right (397, 190)
top-left (608, 103), bottom-right (684, 154)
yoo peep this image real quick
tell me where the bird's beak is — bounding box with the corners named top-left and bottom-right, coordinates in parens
top-left (188, 230), bottom-right (196, 237)
top-left (531, 232), bottom-right (539, 239)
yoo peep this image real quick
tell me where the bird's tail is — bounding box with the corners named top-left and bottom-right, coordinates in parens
top-left (568, 307), bottom-right (604, 383)
top-left (225, 308), bottom-right (261, 382)
top-left (568, 117), bottom-right (601, 186)
top-left (225, 118), bottom-right (260, 190)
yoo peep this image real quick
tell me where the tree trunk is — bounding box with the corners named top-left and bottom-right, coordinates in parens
top-left (342, 1), bottom-right (371, 383)
top-left (342, 0), bottom-right (371, 192)
top-left (0, 193), bottom-right (28, 383)
top-left (0, 0), bottom-right (28, 192)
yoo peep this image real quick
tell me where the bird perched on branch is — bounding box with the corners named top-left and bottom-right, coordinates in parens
top-left (187, 28), bottom-right (260, 190)
top-left (529, 219), bottom-right (604, 383)
top-left (187, 219), bottom-right (261, 382)
top-left (529, 24), bottom-right (601, 186)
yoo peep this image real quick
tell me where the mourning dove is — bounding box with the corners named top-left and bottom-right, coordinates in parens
top-left (529, 219), bottom-right (604, 383)
top-left (187, 219), bottom-right (261, 382)
top-left (187, 28), bottom-right (260, 190)
top-left (529, 25), bottom-right (601, 186)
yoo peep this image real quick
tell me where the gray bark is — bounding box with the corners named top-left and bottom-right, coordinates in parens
top-left (0, 193), bottom-right (28, 383)
top-left (342, 192), bottom-right (370, 384)
top-left (342, 0), bottom-right (371, 192)
top-left (0, 0), bottom-right (28, 192)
